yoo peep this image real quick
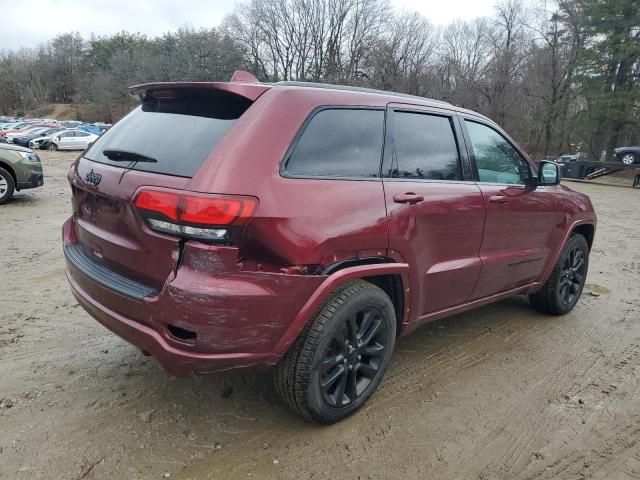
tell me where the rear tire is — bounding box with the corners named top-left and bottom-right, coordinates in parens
top-left (274, 280), bottom-right (396, 424)
top-left (0, 167), bottom-right (15, 205)
top-left (530, 234), bottom-right (589, 315)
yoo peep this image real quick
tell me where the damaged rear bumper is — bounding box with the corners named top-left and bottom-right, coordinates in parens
top-left (63, 217), bottom-right (325, 376)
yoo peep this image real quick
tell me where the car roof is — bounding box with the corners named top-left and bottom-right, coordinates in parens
top-left (130, 76), bottom-right (492, 124)
top-left (274, 81), bottom-right (451, 106)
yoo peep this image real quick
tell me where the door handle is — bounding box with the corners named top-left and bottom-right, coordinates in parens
top-left (393, 193), bottom-right (424, 205)
top-left (489, 195), bottom-right (508, 204)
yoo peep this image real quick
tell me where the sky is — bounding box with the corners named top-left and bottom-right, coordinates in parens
top-left (0, 0), bottom-right (497, 51)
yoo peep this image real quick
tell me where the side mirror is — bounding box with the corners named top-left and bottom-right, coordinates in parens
top-left (538, 161), bottom-right (561, 186)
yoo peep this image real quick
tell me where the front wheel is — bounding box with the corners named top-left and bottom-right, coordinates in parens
top-left (620, 152), bottom-right (637, 165)
top-left (0, 167), bottom-right (15, 204)
top-left (530, 234), bottom-right (589, 315)
top-left (274, 280), bottom-right (396, 424)
top-left (48, 143), bottom-right (58, 151)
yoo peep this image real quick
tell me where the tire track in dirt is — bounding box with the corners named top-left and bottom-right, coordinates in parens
top-left (512, 342), bottom-right (640, 479)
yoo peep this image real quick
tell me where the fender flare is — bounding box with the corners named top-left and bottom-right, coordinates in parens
top-left (0, 160), bottom-right (17, 186)
top-left (539, 218), bottom-right (596, 284)
top-left (272, 262), bottom-right (410, 356)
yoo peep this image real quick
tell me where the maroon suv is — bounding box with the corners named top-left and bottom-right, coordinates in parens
top-left (63, 71), bottom-right (596, 424)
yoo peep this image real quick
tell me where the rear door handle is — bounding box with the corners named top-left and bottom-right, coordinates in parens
top-left (393, 193), bottom-right (424, 205)
top-left (489, 195), bottom-right (507, 204)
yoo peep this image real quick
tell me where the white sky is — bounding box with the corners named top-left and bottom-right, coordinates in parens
top-left (0, 0), bottom-right (498, 51)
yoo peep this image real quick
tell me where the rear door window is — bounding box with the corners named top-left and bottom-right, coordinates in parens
top-left (387, 111), bottom-right (462, 180)
top-left (84, 88), bottom-right (253, 178)
top-left (284, 108), bottom-right (384, 178)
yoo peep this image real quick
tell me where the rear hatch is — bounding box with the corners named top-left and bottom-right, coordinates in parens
top-left (69, 82), bottom-right (269, 291)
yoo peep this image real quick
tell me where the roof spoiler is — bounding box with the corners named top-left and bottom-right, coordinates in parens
top-left (129, 71), bottom-right (270, 102)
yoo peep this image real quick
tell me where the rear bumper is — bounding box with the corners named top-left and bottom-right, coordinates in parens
top-left (66, 271), bottom-right (277, 376)
top-left (62, 217), bottom-right (325, 376)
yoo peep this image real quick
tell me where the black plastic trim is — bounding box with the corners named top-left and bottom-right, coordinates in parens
top-left (64, 244), bottom-right (158, 300)
top-left (321, 256), bottom-right (392, 275)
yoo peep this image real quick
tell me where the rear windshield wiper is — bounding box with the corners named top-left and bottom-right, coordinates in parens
top-left (103, 149), bottom-right (157, 163)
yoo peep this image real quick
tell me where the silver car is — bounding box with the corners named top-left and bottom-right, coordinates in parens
top-left (48, 130), bottom-right (99, 151)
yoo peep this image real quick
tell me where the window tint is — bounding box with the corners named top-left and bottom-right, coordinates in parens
top-left (285, 109), bottom-right (384, 178)
top-left (465, 120), bottom-right (530, 185)
top-left (85, 88), bottom-right (252, 177)
top-left (387, 112), bottom-right (461, 180)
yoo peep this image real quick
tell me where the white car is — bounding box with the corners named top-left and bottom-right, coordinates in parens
top-left (29, 132), bottom-right (57, 149)
top-left (48, 130), bottom-right (99, 151)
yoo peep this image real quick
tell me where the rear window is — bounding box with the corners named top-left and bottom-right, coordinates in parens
top-left (283, 108), bottom-right (384, 178)
top-left (84, 88), bottom-right (252, 177)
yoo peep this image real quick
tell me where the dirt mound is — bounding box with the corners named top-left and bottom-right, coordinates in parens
top-left (20, 103), bottom-right (126, 123)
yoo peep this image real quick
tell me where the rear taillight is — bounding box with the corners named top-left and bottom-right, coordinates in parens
top-left (133, 188), bottom-right (258, 244)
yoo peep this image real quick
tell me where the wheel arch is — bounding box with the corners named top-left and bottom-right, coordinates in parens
top-left (272, 261), bottom-right (410, 357)
top-left (572, 223), bottom-right (595, 250)
top-left (0, 160), bottom-right (18, 188)
top-left (321, 257), bottom-right (406, 336)
top-left (539, 219), bottom-right (596, 285)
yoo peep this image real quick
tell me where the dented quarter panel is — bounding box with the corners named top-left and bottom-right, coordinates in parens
top-left (156, 242), bottom-right (325, 354)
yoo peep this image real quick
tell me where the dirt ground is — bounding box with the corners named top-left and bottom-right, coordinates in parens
top-left (1, 151), bottom-right (639, 480)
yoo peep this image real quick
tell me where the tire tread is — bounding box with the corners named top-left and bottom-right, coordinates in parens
top-left (529, 233), bottom-right (588, 315)
top-left (0, 166), bottom-right (15, 204)
top-left (274, 280), bottom-right (389, 423)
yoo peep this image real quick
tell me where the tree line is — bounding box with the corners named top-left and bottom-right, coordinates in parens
top-left (0, 0), bottom-right (638, 159)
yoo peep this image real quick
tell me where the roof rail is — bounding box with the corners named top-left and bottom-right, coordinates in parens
top-left (275, 81), bottom-right (450, 105)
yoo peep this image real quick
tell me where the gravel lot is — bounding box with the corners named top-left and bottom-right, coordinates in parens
top-left (1, 151), bottom-right (639, 480)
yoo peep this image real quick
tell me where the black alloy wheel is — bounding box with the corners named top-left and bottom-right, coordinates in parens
top-left (274, 280), bottom-right (396, 424)
top-left (558, 244), bottom-right (587, 306)
top-left (530, 233), bottom-right (590, 315)
top-left (319, 307), bottom-right (389, 408)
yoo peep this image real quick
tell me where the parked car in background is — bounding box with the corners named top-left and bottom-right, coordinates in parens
top-left (1, 122), bottom-right (29, 132)
top-left (29, 130), bottom-right (64, 149)
top-left (613, 146), bottom-right (640, 165)
top-left (48, 130), bottom-right (99, 151)
top-left (60, 120), bottom-right (83, 129)
top-left (62, 73), bottom-right (597, 424)
top-left (557, 153), bottom-right (589, 163)
top-left (4, 126), bottom-right (54, 144)
top-left (77, 124), bottom-right (103, 135)
top-left (94, 122), bottom-right (112, 133)
top-left (0, 143), bottom-right (44, 204)
top-left (0, 123), bottom-right (56, 142)
top-left (14, 127), bottom-right (63, 147)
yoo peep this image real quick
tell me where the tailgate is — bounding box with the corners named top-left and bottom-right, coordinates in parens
top-left (70, 160), bottom-right (189, 290)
